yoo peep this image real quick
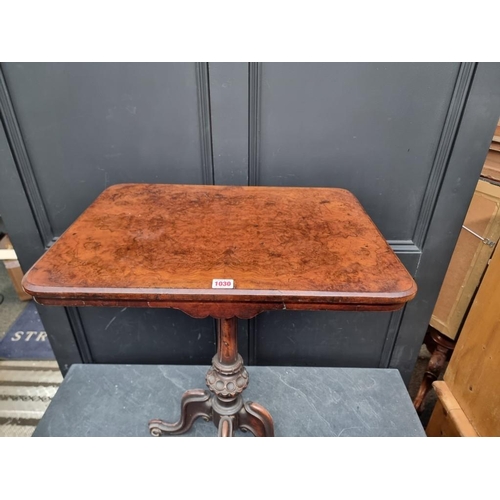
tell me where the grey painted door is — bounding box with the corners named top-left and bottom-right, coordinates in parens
top-left (1, 62), bottom-right (499, 382)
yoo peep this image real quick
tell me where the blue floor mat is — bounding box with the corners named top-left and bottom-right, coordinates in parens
top-left (0, 301), bottom-right (55, 359)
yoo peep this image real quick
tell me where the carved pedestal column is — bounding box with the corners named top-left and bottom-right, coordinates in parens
top-left (149, 318), bottom-right (274, 437)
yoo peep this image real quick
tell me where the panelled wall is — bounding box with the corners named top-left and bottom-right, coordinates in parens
top-left (1, 62), bottom-right (499, 382)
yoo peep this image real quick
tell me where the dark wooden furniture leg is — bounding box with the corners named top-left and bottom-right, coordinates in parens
top-left (149, 318), bottom-right (275, 437)
top-left (413, 327), bottom-right (455, 414)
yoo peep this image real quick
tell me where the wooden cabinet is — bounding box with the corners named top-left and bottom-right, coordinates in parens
top-left (430, 179), bottom-right (500, 340)
top-left (427, 243), bottom-right (500, 437)
top-left (482, 125), bottom-right (500, 182)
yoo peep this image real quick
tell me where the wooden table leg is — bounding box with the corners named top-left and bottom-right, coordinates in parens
top-left (413, 327), bottom-right (455, 414)
top-left (149, 389), bottom-right (212, 436)
top-left (149, 318), bottom-right (274, 437)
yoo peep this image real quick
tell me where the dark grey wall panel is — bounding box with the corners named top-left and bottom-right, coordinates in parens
top-left (1, 62), bottom-right (499, 383)
top-left (256, 311), bottom-right (393, 368)
top-left (209, 63), bottom-right (248, 186)
top-left (257, 62), bottom-right (458, 241)
top-left (0, 120), bottom-right (82, 372)
top-left (77, 307), bottom-right (215, 365)
top-left (0, 120), bottom-right (45, 268)
top-left (2, 62), bottom-right (211, 235)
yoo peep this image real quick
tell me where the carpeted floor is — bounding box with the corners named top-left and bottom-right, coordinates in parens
top-left (0, 264), bottom-right (61, 436)
top-left (0, 359), bottom-right (62, 436)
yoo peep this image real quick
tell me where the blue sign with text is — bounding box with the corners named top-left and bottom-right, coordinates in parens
top-left (0, 302), bottom-right (55, 359)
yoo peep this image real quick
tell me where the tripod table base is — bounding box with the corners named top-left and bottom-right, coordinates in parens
top-left (149, 390), bottom-right (274, 437)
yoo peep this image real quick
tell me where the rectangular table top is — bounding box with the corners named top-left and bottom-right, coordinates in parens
top-left (33, 364), bottom-right (425, 437)
top-left (22, 184), bottom-right (416, 318)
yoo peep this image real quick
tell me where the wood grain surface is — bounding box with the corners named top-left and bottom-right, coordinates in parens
top-left (441, 244), bottom-right (500, 436)
top-left (426, 381), bottom-right (478, 437)
top-left (430, 179), bottom-right (500, 339)
top-left (22, 184), bottom-right (416, 318)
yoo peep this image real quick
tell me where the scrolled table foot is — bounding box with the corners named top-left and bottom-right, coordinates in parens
top-left (148, 388), bottom-right (212, 436)
top-left (238, 401), bottom-right (275, 437)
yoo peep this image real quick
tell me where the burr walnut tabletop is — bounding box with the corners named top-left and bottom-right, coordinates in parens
top-left (22, 183), bottom-right (416, 319)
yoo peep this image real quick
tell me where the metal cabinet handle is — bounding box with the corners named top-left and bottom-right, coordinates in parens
top-left (462, 225), bottom-right (496, 247)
